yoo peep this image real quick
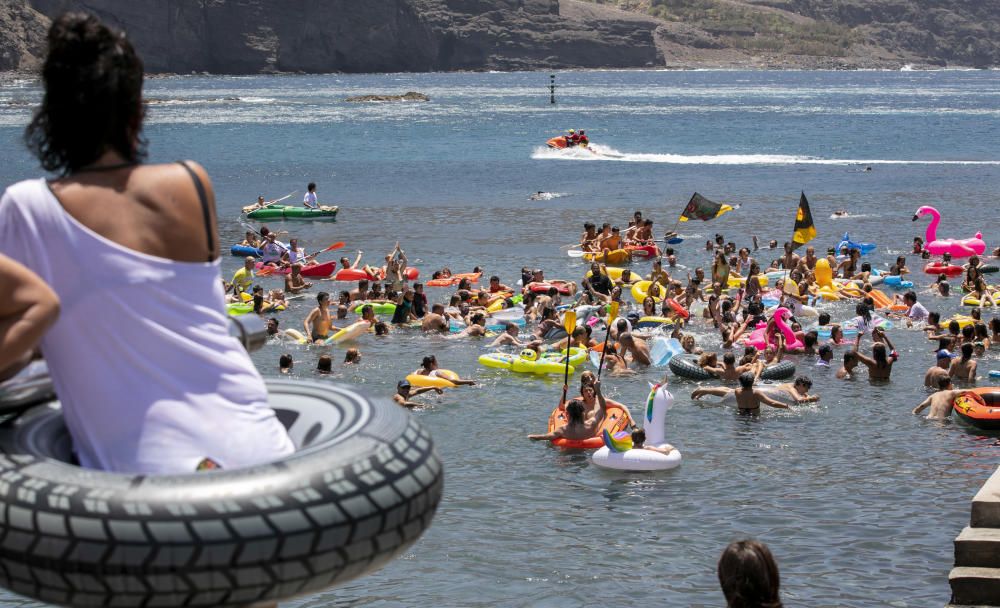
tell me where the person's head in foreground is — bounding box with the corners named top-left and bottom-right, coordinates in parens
top-left (718, 539), bottom-right (783, 608)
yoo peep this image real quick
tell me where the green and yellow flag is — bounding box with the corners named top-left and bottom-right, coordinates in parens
top-left (792, 191), bottom-right (816, 248)
top-left (678, 192), bottom-right (736, 222)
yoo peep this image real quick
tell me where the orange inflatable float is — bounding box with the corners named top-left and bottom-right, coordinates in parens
top-left (953, 388), bottom-right (1000, 430)
top-left (426, 272), bottom-right (482, 287)
top-left (547, 402), bottom-right (633, 449)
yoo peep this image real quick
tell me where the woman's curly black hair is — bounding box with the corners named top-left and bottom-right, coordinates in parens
top-left (25, 13), bottom-right (147, 175)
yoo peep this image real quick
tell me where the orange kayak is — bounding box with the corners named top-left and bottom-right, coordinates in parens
top-left (953, 388), bottom-right (1000, 430)
top-left (547, 401), bottom-right (632, 449)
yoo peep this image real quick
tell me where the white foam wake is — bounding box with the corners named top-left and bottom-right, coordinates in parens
top-left (530, 146), bottom-right (1000, 166)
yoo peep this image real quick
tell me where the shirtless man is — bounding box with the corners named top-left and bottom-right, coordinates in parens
top-left (349, 280), bottom-right (369, 302)
top-left (948, 342), bottom-right (978, 383)
top-left (912, 376), bottom-right (964, 419)
top-left (599, 226), bottom-right (622, 251)
top-left (454, 313), bottom-right (487, 338)
top-left (489, 322), bottom-right (527, 347)
top-left (284, 263), bottom-right (312, 294)
top-left (392, 380), bottom-right (443, 408)
top-left (924, 350), bottom-right (953, 387)
top-left (488, 275), bottom-right (512, 293)
top-left (780, 242), bottom-right (800, 271)
top-left (527, 400), bottom-right (593, 441)
top-left (705, 352), bottom-right (753, 382)
top-left (421, 303), bottom-right (449, 333)
top-left (691, 372), bottom-right (792, 414)
top-left (618, 331), bottom-right (651, 366)
top-left (303, 291), bottom-right (334, 343)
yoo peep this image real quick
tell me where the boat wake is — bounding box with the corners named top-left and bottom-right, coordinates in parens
top-left (530, 146), bottom-right (1000, 166)
top-left (528, 192), bottom-right (571, 201)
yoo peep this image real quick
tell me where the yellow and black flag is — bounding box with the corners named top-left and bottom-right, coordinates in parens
top-left (678, 192), bottom-right (737, 222)
top-left (792, 191), bottom-right (817, 248)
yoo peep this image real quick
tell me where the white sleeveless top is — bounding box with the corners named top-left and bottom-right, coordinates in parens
top-left (0, 179), bottom-right (294, 474)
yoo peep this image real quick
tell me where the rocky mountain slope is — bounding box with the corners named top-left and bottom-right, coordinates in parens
top-left (0, 0), bottom-right (996, 74)
top-left (582, 0), bottom-right (1000, 68)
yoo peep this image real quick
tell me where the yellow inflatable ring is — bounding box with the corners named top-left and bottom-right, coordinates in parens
top-left (406, 369), bottom-right (459, 388)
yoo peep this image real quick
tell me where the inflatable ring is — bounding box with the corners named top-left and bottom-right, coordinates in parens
top-left (547, 403), bottom-right (632, 449)
top-left (406, 369), bottom-right (459, 388)
top-left (630, 281), bottom-right (664, 304)
top-left (964, 295), bottom-right (999, 307)
top-left (326, 321), bottom-right (371, 344)
top-left (759, 360), bottom-right (796, 380)
top-left (668, 355), bottom-right (714, 381)
top-left (636, 316), bottom-right (675, 330)
top-left (0, 379), bottom-right (442, 608)
top-left (352, 302), bottom-right (397, 315)
top-left (952, 389), bottom-right (1000, 430)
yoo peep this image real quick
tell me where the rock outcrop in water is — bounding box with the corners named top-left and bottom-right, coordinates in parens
top-left (1, 0), bottom-right (997, 73)
top-left (345, 92), bottom-right (430, 103)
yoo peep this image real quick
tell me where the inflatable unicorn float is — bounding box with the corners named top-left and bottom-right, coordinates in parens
top-left (591, 382), bottom-right (682, 471)
top-left (913, 205), bottom-right (986, 258)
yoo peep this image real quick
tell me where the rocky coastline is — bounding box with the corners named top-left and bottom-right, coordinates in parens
top-left (0, 0), bottom-right (995, 75)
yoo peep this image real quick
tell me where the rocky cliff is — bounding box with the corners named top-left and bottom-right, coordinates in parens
top-left (2, 0), bottom-right (996, 73)
top-left (9, 0), bottom-right (661, 73)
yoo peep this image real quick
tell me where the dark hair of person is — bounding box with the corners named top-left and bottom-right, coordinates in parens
top-left (26, 13), bottom-right (147, 175)
top-left (717, 539), bottom-right (783, 608)
top-left (566, 400), bottom-right (585, 423)
top-left (738, 372), bottom-right (755, 389)
top-left (855, 303), bottom-right (871, 324)
top-left (844, 351), bottom-right (856, 364)
top-left (961, 342), bottom-right (973, 362)
top-left (631, 428), bottom-right (646, 448)
top-left (818, 344), bottom-right (833, 358)
top-left (316, 355), bottom-right (332, 372)
top-left (278, 353), bottom-right (292, 369)
top-left (307, 182), bottom-right (316, 191)
top-left (938, 375), bottom-right (952, 389)
top-left (990, 317), bottom-right (1000, 334)
top-left (873, 343), bottom-right (888, 366)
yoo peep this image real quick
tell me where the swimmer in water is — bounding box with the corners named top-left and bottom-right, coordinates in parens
top-left (303, 291), bottom-right (335, 343)
top-left (912, 376), bottom-right (964, 419)
top-left (690, 372), bottom-right (791, 414)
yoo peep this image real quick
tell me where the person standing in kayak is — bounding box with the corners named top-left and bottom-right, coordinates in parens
top-left (0, 13), bottom-right (293, 474)
top-left (303, 182), bottom-right (319, 209)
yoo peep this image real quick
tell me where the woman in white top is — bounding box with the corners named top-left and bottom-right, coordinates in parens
top-left (0, 13), bottom-right (293, 474)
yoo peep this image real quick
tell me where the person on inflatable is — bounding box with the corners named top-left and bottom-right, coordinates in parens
top-left (412, 354), bottom-right (476, 386)
top-left (528, 400), bottom-right (591, 441)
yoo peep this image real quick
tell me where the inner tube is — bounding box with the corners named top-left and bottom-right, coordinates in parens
top-left (0, 379), bottom-right (442, 608)
top-left (924, 263), bottom-right (963, 277)
top-left (952, 388), bottom-right (1000, 430)
top-left (230, 244), bottom-right (262, 257)
top-left (668, 355), bottom-right (714, 381)
top-left (759, 360), bottom-right (796, 380)
top-left (407, 369), bottom-right (458, 388)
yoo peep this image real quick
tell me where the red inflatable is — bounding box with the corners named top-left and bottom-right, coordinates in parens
top-left (255, 261), bottom-right (336, 278)
top-left (924, 262), bottom-right (963, 277)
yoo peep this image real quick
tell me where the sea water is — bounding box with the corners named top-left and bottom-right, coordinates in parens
top-left (0, 69), bottom-right (998, 607)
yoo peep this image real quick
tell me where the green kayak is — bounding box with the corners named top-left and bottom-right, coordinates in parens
top-left (246, 205), bottom-right (339, 221)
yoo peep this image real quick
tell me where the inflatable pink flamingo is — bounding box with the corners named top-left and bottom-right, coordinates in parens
top-left (744, 308), bottom-right (803, 351)
top-left (913, 206), bottom-right (986, 258)
top-left (773, 307), bottom-right (804, 351)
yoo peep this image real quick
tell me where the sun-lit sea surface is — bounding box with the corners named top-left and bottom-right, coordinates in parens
top-left (1, 69), bottom-right (999, 607)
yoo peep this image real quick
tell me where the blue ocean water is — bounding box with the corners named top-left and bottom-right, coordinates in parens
top-left (0, 69), bottom-right (999, 607)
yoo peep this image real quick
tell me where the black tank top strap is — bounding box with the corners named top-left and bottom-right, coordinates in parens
top-left (177, 161), bottom-right (215, 262)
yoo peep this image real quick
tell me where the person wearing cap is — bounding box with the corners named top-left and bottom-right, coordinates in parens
top-left (925, 349), bottom-right (954, 387)
top-left (392, 380), bottom-right (442, 409)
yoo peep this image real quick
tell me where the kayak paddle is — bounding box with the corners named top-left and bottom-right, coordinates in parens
top-left (256, 242), bottom-right (345, 276)
top-left (567, 250), bottom-right (586, 258)
top-left (560, 309), bottom-right (577, 406)
top-left (596, 301), bottom-right (620, 380)
top-left (263, 191), bottom-right (297, 208)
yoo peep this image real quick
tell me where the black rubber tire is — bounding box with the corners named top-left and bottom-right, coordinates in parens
top-left (0, 379), bottom-right (443, 607)
top-left (759, 360), bottom-right (796, 380)
top-left (980, 265), bottom-right (999, 274)
top-left (0, 360), bottom-right (54, 416)
top-left (668, 355), bottom-right (714, 381)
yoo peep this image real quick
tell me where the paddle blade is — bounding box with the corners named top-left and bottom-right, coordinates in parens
top-left (609, 301), bottom-right (620, 321)
top-left (256, 266), bottom-right (274, 276)
top-left (567, 249), bottom-right (585, 258)
top-left (324, 241), bottom-right (345, 252)
top-left (563, 310), bottom-right (577, 334)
